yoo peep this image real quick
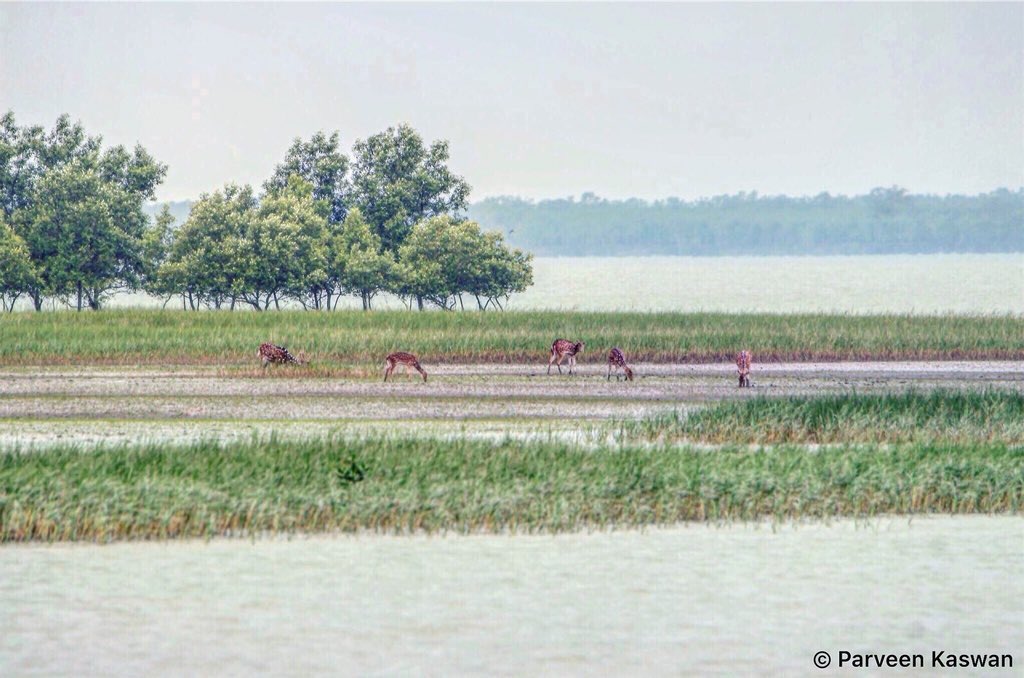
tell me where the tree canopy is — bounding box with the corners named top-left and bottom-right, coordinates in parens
top-left (468, 188), bottom-right (1024, 256)
top-left (350, 124), bottom-right (471, 252)
top-left (1, 112), bottom-right (167, 310)
top-left (0, 111), bottom-right (530, 312)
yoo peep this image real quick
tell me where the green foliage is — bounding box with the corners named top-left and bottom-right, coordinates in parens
top-left (0, 215), bottom-right (39, 311)
top-left (157, 179), bottom-right (336, 310)
top-left (160, 184), bottom-right (258, 309)
top-left (139, 205), bottom-right (176, 299)
top-left (2, 436), bottom-right (1020, 541)
top-left (469, 188), bottom-right (1024, 255)
top-left (264, 131), bottom-right (349, 223)
top-left (0, 111), bottom-right (166, 310)
top-left (396, 216), bottom-right (533, 310)
top-left (256, 176), bottom-right (332, 310)
top-left (351, 124), bottom-right (471, 251)
top-left (19, 164), bottom-right (150, 310)
top-left (333, 207), bottom-right (394, 310)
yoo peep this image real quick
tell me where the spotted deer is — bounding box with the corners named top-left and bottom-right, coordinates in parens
top-left (736, 350), bottom-right (752, 388)
top-left (606, 347), bottom-right (634, 381)
top-left (548, 339), bottom-right (585, 375)
top-left (384, 352), bottom-right (427, 382)
top-left (258, 342), bottom-right (308, 369)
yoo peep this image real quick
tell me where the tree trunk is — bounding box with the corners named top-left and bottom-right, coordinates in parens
top-left (416, 295), bottom-right (424, 311)
top-left (77, 282), bottom-right (83, 312)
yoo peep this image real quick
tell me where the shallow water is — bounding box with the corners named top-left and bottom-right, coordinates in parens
top-left (2, 361), bottom-right (1021, 449)
top-left (89, 253), bottom-right (1024, 314)
top-left (1, 516), bottom-right (1020, 676)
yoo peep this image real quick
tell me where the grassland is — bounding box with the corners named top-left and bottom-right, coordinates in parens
top-left (622, 391), bottom-right (1024, 445)
top-left (0, 309), bottom-right (1021, 365)
top-left (1, 436), bottom-right (1021, 542)
top-left (2, 311), bottom-right (1021, 543)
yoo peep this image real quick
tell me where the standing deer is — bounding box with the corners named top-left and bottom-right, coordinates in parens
top-left (736, 350), bottom-right (752, 388)
top-left (384, 352), bottom-right (428, 382)
top-left (257, 342), bottom-right (308, 370)
top-left (548, 339), bottom-right (585, 375)
top-left (607, 347), bottom-right (635, 381)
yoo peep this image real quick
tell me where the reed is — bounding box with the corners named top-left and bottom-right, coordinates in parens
top-left (623, 390), bottom-right (1024, 444)
top-left (1, 436), bottom-right (1020, 542)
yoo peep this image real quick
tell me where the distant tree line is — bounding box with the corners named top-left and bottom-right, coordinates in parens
top-left (0, 112), bottom-right (533, 311)
top-left (468, 189), bottom-right (1024, 256)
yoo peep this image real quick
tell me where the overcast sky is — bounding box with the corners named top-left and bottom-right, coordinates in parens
top-left (2, 3), bottom-right (1021, 203)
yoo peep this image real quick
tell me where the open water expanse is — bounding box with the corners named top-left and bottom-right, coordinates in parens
top-left (94, 253), bottom-right (1024, 314)
top-left (1, 516), bottom-right (1021, 676)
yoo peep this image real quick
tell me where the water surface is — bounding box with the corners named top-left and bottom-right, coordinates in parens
top-left (89, 253), bottom-right (1023, 314)
top-left (2, 516), bottom-right (1020, 675)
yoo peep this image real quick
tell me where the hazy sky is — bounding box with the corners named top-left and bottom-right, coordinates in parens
top-left (2, 3), bottom-right (1021, 202)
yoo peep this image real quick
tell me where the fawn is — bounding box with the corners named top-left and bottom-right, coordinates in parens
top-left (607, 347), bottom-right (635, 381)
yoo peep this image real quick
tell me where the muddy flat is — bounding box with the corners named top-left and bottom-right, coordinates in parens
top-left (2, 361), bottom-right (1021, 447)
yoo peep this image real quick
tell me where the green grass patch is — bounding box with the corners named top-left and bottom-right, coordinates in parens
top-left (1, 436), bottom-right (1020, 542)
top-left (623, 390), bottom-right (1024, 444)
top-left (0, 309), bottom-right (1021, 365)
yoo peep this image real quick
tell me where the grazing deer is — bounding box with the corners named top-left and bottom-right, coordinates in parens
top-left (607, 347), bottom-right (635, 381)
top-left (548, 339), bottom-right (585, 375)
top-left (384, 352), bottom-right (428, 382)
top-left (258, 342), bottom-right (308, 369)
top-left (736, 350), bottom-right (752, 388)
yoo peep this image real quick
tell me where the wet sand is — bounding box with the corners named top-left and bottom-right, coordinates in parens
top-left (1, 361), bottom-right (1021, 447)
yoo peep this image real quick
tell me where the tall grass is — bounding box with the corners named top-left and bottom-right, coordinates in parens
top-left (624, 390), bottom-right (1024, 444)
top-left (0, 309), bottom-right (1021, 365)
top-left (1, 436), bottom-right (1020, 541)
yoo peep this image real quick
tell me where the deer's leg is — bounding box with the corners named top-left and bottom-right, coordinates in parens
top-left (384, 362), bottom-right (393, 382)
top-left (607, 363), bottom-right (611, 381)
top-left (416, 364), bottom-right (428, 382)
top-left (548, 352), bottom-right (556, 375)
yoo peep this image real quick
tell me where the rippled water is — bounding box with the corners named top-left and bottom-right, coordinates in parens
top-left (2, 516), bottom-right (1020, 675)
top-left (94, 253), bottom-right (1023, 314)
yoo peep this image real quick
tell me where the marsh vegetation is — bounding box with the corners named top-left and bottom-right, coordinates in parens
top-left (1, 309), bottom-right (1021, 365)
top-left (2, 435), bottom-right (1020, 542)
